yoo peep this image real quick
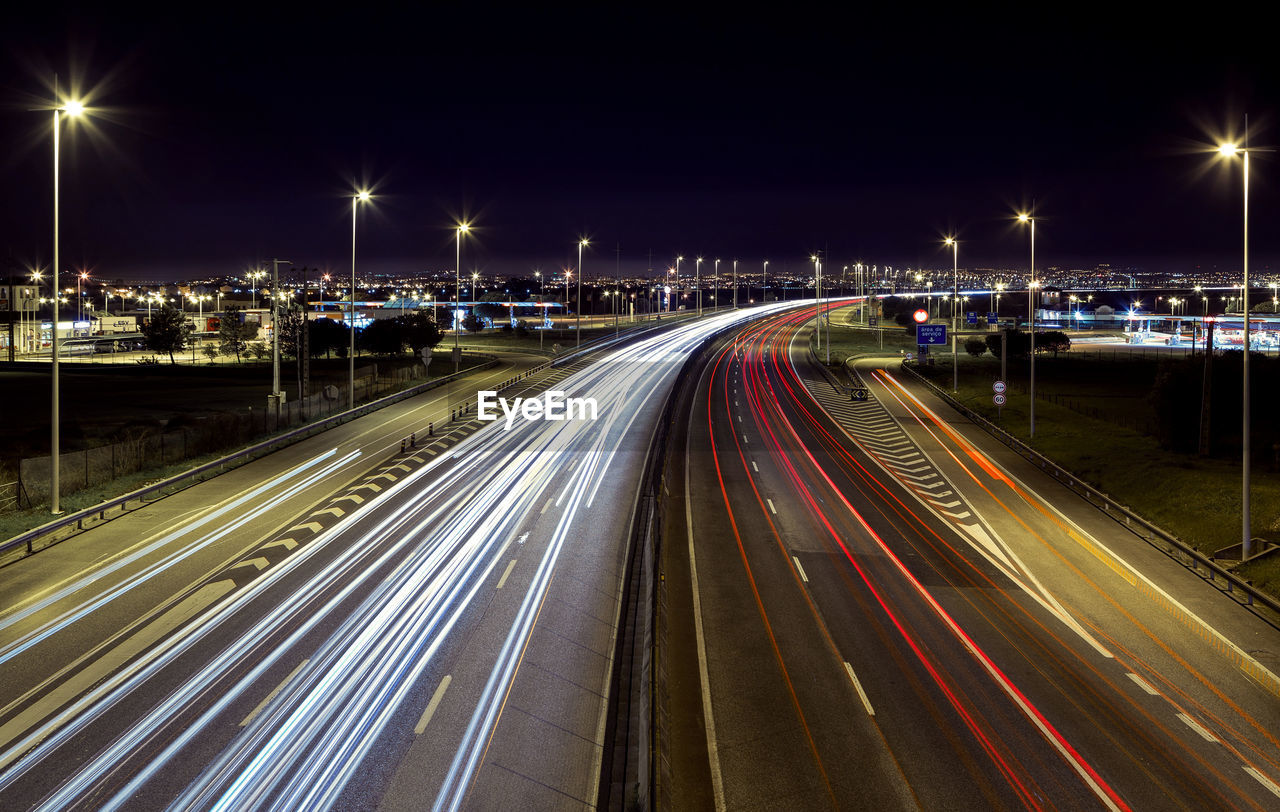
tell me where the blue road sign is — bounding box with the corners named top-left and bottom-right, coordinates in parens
top-left (917, 324), bottom-right (947, 345)
top-left (966, 311), bottom-right (978, 325)
top-left (987, 312), bottom-right (998, 322)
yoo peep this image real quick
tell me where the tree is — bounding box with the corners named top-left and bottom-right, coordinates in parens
top-left (462, 311), bottom-right (485, 333)
top-left (309, 318), bottom-right (348, 358)
top-left (401, 311), bottom-right (442, 353)
top-left (275, 307), bottom-right (305, 359)
top-left (142, 304), bottom-right (193, 364)
top-left (985, 330), bottom-right (1030, 359)
top-left (360, 318), bottom-right (406, 355)
top-left (964, 338), bottom-right (988, 358)
top-left (201, 345), bottom-right (220, 363)
top-left (1038, 330), bottom-right (1071, 357)
top-left (218, 305), bottom-right (251, 362)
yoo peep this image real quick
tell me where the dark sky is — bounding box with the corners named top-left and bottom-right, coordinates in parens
top-left (2, 6), bottom-right (1278, 282)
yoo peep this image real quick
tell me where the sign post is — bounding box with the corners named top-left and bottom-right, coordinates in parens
top-left (994, 380), bottom-right (1006, 418)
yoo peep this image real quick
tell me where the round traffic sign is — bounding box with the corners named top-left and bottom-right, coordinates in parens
top-left (993, 393), bottom-right (1007, 406)
top-left (993, 380), bottom-right (1007, 394)
top-left (912, 309), bottom-right (929, 324)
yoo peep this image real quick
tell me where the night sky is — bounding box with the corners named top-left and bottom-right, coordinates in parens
top-left (2, 7), bottom-right (1278, 282)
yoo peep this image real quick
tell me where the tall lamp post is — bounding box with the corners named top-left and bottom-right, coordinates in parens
top-left (48, 89), bottom-right (86, 515)
top-left (349, 190), bottom-right (371, 408)
top-left (1017, 213), bottom-right (1036, 437)
top-left (576, 238), bottom-right (588, 348)
top-left (763, 260), bottom-right (769, 302)
top-left (1218, 140), bottom-right (1257, 559)
top-left (713, 259), bottom-right (720, 313)
top-left (453, 221), bottom-right (469, 375)
top-left (945, 237), bottom-right (959, 392)
top-left (732, 259), bottom-right (738, 309)
top-left (675, 256), bottom-right (683, 311)
top-left (695, 257), bottom-right (703, 318)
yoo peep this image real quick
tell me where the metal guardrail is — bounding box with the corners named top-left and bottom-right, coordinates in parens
top-left (898, 362), bottom-right (1280, 619)
top-left (0, 356), bottom-right (505, 564)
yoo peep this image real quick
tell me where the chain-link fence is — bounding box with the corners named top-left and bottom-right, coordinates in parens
top-left (12, 362), bottom-right (433, 509)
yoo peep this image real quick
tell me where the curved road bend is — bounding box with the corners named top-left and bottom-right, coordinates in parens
top-left (663, 307), bottom-right (1280, 810)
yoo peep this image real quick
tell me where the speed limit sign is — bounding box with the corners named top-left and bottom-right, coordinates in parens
top-left (993, 393), bottom-right (1007, 406)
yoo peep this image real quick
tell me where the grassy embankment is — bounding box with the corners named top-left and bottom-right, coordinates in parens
top-left (818, 307), bottom-right (1280, 597)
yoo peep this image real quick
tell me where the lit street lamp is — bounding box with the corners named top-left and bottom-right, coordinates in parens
top-left (347, 190), bottom-right (372, 407)
top-left (453, 221), bottom-right (469, 374)
top-left (576, 238), bottom-right (588, 348)
top-left (47, 87), bottom-right (86, 514)
top-left (1017, 213), bottom-right (1037, 437)
top-left (713, 258), bottom-right (720, 313)
top-left (695, 257), bottom-right (703, 318)
top-left (763, 260), bottom-right (769, 303)
top-left (732, 259), bottom-right (738, 309)
top-left (1218, 139), bottom-right (1258, 558)
top-left (945, 237), bottom-right (959, 392)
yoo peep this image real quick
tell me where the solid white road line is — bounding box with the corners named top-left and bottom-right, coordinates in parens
top-left (792, 556), bottom-right (809, 583)
top-left (843, 662), bottom-right (875, 716)
top-left (686, 398), bottom-right (726, 812)
top-left (416, 675), bottom-right (452, 735)
top-left (241, 659), bottom-right (309, 727)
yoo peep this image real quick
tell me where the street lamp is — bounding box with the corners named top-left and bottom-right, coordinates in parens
top-left (576, 238), bottom-right (588, 347)
top-left (349, 190), bottom-right (372, 407)
top-left (945, 237), bottom-right (959, 391)
top-left (713, 258), bottom-right (720, 313)
top-left (733, 259), bottom-right (738, 309)
top-left (1217, 140), bottom-right (1256, 558)
top-left (763, 260), bottom-right (769, 303)
top-left (46, 88), bottom-right (86, 515)
top-left (453, 220), bottom-right (469, 375)
top-left (674, 256), bottom-right (683, 312)
top-left (695, 257), bottom-right (703, 318)
top-left (471, 271), bottom-right (479, 308)
top-left (1017, 213), bottom-right (1037, 438)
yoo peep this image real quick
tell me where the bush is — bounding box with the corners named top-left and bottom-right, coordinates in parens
top-left (964, 338), bottom-right (988, 358)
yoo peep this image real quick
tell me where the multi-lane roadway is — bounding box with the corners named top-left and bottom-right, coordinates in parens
top-left (663, 305), bottom-right (1280, 810)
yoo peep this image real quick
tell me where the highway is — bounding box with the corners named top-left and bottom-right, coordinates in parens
top-left (662, 306), bottom-right (1280, 810)
top-left (0, 305), bottom-right (798, 810)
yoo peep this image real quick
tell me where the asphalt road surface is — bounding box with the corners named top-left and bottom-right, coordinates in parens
top-left (663, 305), bottom-right (1280, 810)
top-left (0, 305), bottom-right (801, 810)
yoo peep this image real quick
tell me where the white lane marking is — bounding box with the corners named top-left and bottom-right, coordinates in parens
top-left (496, 559), bottom-right (518, 590)
top-left (540, 498), bottom-right (552, 515)
top-left (416, 675), bottom-right (452, 735)
top-left (1126, 672), bottom-right (1159, 696)
top-left (241, 659), bottom-right (309, 727)
top-left (738, 415), bottom-right (742, 423)
top-left (751, 460), bottom-right (759, 472)
top-left (792, 556), bottom-right (809, 582)
top-left (767, 499), bottom-right (777, 515)
top-left (843, 662), bottom-right (875, 716)
top-left (1176, 713), bottom-right (1219, 743)
top-left (742, 434), bottom-right (748, 444)
top-left (516, 532), bottom-right (529, 545)
top-left (1244, 766), bottom-right (1280, 799)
